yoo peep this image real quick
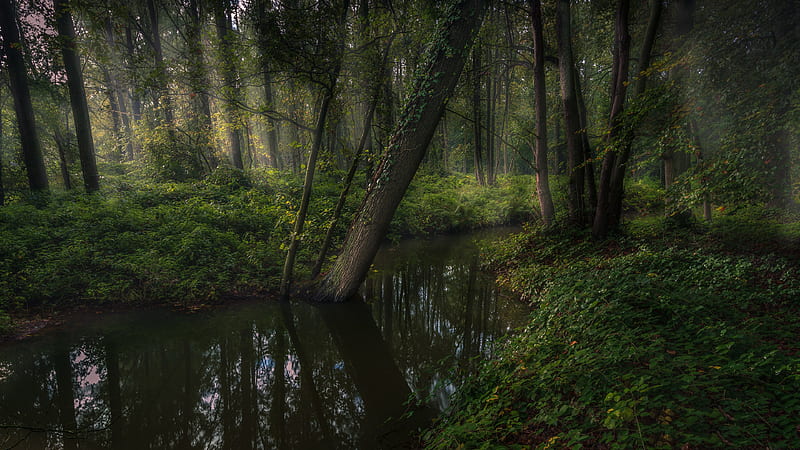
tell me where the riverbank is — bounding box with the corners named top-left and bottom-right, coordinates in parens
top-left (0, 170), bottom-right (535, 339)
top-left (425, 207), bottom-right (800, 449)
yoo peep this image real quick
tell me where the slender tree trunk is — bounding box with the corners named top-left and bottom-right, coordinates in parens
top-left (314, 0), bottom-right (487, 302)
top-left (186, 0), bottom-right (217, 170)
top-left (313, 92), bottom-right (379, 278)
top-left (0, 0), bottom-right (48, 191)
top-left (55, 0), bottom-right (100, 192)
top-left (104, 17), bottom-right (134, 161)
top-left (146, 0), bottom-right (175, 136)
top-left (556, 0), bottom-right (584, 225)
top-left (574, 73), bottom-right (597, 213)
top-left (485, 45), bottom-right (496, 185)
top-left (281, 91), bottom-right (335, 298)
top-left (593, 0), bottom-right (631, 238)
top-left (124, 26), bottom-right (142, 159)
top-left (593, 0), bottom-right (661, 237)
top-left (472, 46), bottom-right (486, 185)
top-left (0, 96), bottom-right (5, 205)
top-left (54, 128), bottom-right (73, 190)
top-left (215, 4), bottom-right (244, 169)
top-left (529, 0), bottom-right (555, 226)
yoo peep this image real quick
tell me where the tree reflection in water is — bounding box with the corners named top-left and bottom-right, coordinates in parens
top-left (0, 228), bottom-right (527, 449)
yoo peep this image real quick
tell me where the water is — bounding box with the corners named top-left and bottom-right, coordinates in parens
top-left (0, 228), bottom-right (528, 449)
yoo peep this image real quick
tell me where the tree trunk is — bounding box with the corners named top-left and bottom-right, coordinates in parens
top-left (55, 0), bottom-right (100, 192)
top-left (124, 26), bottom-right (143, 159)
top-left (214, 4), bottom-right (244, 169)
top-left (0, 0), bottom-right (49, 191)
top-left (314, 0), bottom-right (487, 302)
top-left (186, 0), bottom-right (218, 170)
top-left (280, 92), bottom-right (335, 298)
top-left (54, 128), bottom-right (73, 190)
top-left (592, 0), bottom-right (633, 238)
top-left (529, 0), bottom-right (555, 226)
top-left (0, 96), bottom-right (5, 205)
top-left (472, 45), bottom-right (486, 186)
top-left (485, 45), bottom-right (496, 185)
top-left (605, 0), bottom-right (662, 229)
top-left (146, 0), bottom-right (176, 140)
top-left (556, 0), bottom-right (584, 225)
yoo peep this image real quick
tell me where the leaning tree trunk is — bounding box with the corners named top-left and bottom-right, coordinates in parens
top-left (55, 0), bottom-right (100, 192)
top-left (529, 0), bottom-right (555, 226)
top-left (0, 0), bottom-right (49, 191)
top-left (314, 0), bottom-right (488, 302)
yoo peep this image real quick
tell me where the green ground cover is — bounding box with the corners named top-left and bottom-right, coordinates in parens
top-left (424, 208), bottom-right (800, 449)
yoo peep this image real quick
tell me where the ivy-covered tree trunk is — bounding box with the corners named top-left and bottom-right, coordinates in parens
top-left (0, 0), bottom-right (49, 192)
top-left (529, 0), bottom-right (555, 226)
top-left (55, 0), bottom-right (100, 192)
top-left (314, 0), bottom-right (488, 302)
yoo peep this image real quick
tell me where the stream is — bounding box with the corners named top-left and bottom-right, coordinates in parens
top-left (0, 227), bottom-right (528, 449)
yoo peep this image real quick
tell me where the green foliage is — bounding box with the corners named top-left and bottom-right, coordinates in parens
top-left (391, 174), bottom-right (536, 238)
top-left (0, 170), bottom-right (527, 314)
top-left (427, 224), bottom-right (800, 449)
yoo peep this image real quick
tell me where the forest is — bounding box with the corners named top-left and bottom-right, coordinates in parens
top-left (0, 0), bottom-right (799, 448)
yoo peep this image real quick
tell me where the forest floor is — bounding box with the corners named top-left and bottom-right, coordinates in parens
top-left (423, 206), bottom-right (800, 449)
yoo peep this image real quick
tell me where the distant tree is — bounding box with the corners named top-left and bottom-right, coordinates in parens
top-left (0, 0), bottom-right (49, 192)
top-left (214, 0), bottom-right (244, 170)
top-left (54, 0), bottom-right (99, 192)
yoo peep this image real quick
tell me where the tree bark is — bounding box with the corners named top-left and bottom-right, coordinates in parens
top-left (0, 0), bottom-right (49, 191)
top-left (556, 0), bottom-right (585, 225)
top-left (55, 0), bottom-right (100, 192)
top-left (314, 0), bottom-right (487, 302)
top-left (529, 0), bottom-right (555, 226)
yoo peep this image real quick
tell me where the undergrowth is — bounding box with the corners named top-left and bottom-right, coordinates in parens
top-left (0, 170), bottom-right (535, 334)
top-left (425, 211), bottom-right (800, 449)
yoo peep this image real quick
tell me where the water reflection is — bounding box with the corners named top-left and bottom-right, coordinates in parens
top-left (0, 229), bottom-right (527, 449)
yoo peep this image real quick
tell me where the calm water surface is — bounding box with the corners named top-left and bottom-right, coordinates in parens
top-left (0, 228), bottom-right (528, 449)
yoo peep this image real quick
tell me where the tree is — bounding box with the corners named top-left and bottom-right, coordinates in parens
top-left (214, 0), bottom-right (244, 170)
top-left (0, 0), bottom-right (49, 192)
top-left (54, 0), bottom-right (100, 192)
top-left (314, 0), bottom-right (488, 302)
top-left (529, 0), bottom-right (554, 225)
top-left (556, 0), bottom-right (587, 226)
top-left (280, 0), bottom-right (351, 298)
